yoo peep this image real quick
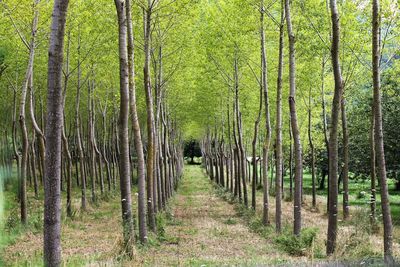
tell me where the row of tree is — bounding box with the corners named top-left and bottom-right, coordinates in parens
top-left (200, 0), bottom-right (395, 264)
top-left (1, 0), bottom-right (399, 265)
top-left (0, 0), bottom-right (188, 265)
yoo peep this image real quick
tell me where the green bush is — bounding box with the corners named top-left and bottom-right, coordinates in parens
top-left (275, 227), bottom-right (318, 256)
top-left (357, 191), bottom-right (367, 199)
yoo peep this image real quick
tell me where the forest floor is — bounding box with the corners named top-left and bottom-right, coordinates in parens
top-left (1, 165), bottom-right (400, 266)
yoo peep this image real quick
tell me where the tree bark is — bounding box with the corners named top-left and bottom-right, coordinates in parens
top-left (259, 0), bottom-right (271, 218)
top-left (43, 0), bottom-right (69, 265)
top-left (370, 112), bottom-right (376, 225)
top-left (19, 0), bottom-right (40, 224)
top-left (143, 1), bottom-right (156, 231)
top-left (308, 87), bottom-right (316, 208)
top-left (285, 0), bottom-right (303, 237)
top-left (326, 0), bottom-right (342, 256)
top-left (271, 0), bottom-right (284, 230)
top-left (372, 0), bottom-right (393, 263)
top-left (115, 0), bottom-right (135, 255)
top-left (75, 31), bottom-right (87, 210)
top-left (341, 94), bottom-right (349, 219)
top-left (234, 57), bottom-right (247, 207)
top-left (126, 0), bottom-right (148, 244)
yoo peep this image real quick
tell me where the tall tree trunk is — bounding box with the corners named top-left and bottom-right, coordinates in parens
top-left (30, 131), bottom-right (38, 198)
top-left (285, 0), bottom-right (303, 237)
top-left (143, 1), bottom-right (156, 231)
top-left (234, 57), bottom-right (247, 207)
top-left (29, 74), bottom-right (46, 192)
top-left (251, 80), bottom-right (262, 210)
top-left (12, 88), bottom-right (21, 198)
top-left (259, 0), bottom-right (270, 217)
top-left (62, 32), bottom-right (73, 218)
top-left (126, 0), bottom-right (148, 244)
top-left (321, 57), bottom-right (330, 209)
top-left (88, 81), bottom-right (96, 203)
top-left (341, 94), bottom-right (349, 219)
top-left (326, 0), bottom-right (343, 255)
top-left (115, 0), bottom-right (135, 255)
top-left (289, 117), bottom-right (293, 198)
top-left (43, 0), bottom-right (69, 265)
top-left (272, 0), bottom-right (284, 231)
top-left (19, 0), bottom-right (40, 224)
top-left (75, 30), bottom-right (87, 210)
top-left (308, 88), bottom-right (316, 208)
top-left (372, 0), bottom-right (393, 263)
top-left (370, 112), bottom-right (376, 225)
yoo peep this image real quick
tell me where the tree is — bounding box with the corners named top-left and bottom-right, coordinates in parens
top-left (272, 0), bottom-right (285, 231)
top-left (184, 139), bottom-right (202, 164)
top-left (285, 0), bottom-right (303, 237)
top-left (115, 0), bottom-right (135, 255)
top-left (43, 0), bottom-right (69, 265)
top-left (326, 0), bottom-right (343, 256)
top-left (372, 0), bottom-right (394, 264)
top-left (126, 0), bottom-right (147, 244)
top-left (143, 0), bottom-right (157, 231)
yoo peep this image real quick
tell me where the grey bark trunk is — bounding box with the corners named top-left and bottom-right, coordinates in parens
top-left (285, 0), bottom-right (303, 237)
top-left (326, 0), bottom-right (342, 255)
top-left (126, 0), bottom-right (148, 244)
top-left (372, 0), bottom-right (393, 263)
top-left (341, 95), bottom-right (349, 219)
top-left (43, 0), bottom-right (69, 265)
top-left (143, 1), bottom-right (156, 231)
top-left (115, 0), bottom-right (135, 255)
top-left (272, 0), bottom-right (284, 231)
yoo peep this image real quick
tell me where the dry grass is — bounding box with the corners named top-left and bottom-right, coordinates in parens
top-left (2, 195), bottom-right (123, 266)
top-left (2, 165), bottom-right (400, 266)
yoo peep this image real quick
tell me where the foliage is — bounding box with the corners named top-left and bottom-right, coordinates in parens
top-left (275, 228), bottom-right (318, 257)
top-left (183, 139), bottom-right (202, 164)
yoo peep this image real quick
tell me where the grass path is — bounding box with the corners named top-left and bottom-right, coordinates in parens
top-left (5, 165), bottom-right (398, 266)
top-left (134, 165), bottom-right (291, 266)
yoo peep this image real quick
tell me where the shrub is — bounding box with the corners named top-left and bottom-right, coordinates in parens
top-left (275, 227), bottom-right (318, 256)
top-left (357, 191), bottom-right (367, 199)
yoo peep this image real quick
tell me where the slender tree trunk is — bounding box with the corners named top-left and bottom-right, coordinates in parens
top-left (341, 94), bottom-right (349, 219)
top-left (289, 117), bottom-right (293, 199)
top-left (29, 75), bottom-right (46, 191)
top-left (88, 81), bottom-right (96, 203)
top-left (62, 32), bottom-right (73, 218)
top-left (234, 57), bottom-right (247, 207)
top-left (126, 0), bottom-right (148, 244)
top-left (308, 88), bottom-right (316, 208)
top-left (372, 0), bottom-right (393, 263)
top-left (43, 0), bottom-right (69, 265)
top-left (30, 131), bottom-right (38, 198)
top-left (251, 70), bottom-right (262, 210)
top-left (285, 0), bottom-right (303, 237)
top-left (75, 32), bottom-right (87, 210)
top-left (115, 0), bottom-right (135, 255)
top-left (12, 88), bottom-right (21, 195)
top-left (321, 57), bottom-right (330, 209)
top-left (272, 0), bottom-right (284, 231)
top-left (370, 113), bottom-right (376, 225)
top-left (143, 1), bottom-right (156, 231)
top-left (19, 0), bottom-right (40, 224)
top-left (257, 1), bottom-right (269, 215)
top-left (326, 0), bottom-right (343, 255)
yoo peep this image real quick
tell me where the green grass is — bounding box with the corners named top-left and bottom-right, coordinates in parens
top-left (249, 164), bottom-right (400, 224)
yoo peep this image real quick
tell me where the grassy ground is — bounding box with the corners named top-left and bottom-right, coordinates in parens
top-left (1, 164), bottom-right (400, 266)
